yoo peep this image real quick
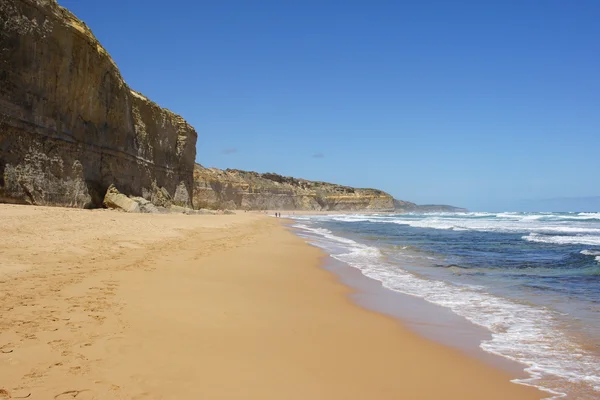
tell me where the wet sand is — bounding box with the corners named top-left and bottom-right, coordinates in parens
top-left (0, 205), bottom-right (543, 399)
top-left (320, 253), bottom-right (534, 376)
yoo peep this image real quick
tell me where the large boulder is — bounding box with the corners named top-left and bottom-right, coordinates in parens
top-left (130, 196), bottom-right (161, 214)
top-left (103, 185), bottom-right (140, 213)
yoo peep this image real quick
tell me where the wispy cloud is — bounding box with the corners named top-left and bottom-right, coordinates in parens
top-left (221, 147), bottom-right (238, 155)
top-left (311, 152), bottom-right (325, 159)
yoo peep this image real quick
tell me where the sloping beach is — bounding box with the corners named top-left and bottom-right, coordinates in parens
top-left (0, 205), bottom-right (542, 399)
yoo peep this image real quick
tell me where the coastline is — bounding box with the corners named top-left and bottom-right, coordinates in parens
top-left (0, 205), bottom-right (542, 399)
top-left (317, 252), bottom-right (534, 376)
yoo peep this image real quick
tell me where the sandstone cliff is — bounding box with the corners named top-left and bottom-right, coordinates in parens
top-left (193, 165), bottom-right (395, 211)
top-left (0, 0), bottom-right (197, 208)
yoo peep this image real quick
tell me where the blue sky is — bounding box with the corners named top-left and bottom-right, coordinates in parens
top-left (61, 0), bottom-right (600, 211)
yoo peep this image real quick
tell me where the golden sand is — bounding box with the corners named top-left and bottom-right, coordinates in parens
top-left (0, 205), bottom-right (542, 399)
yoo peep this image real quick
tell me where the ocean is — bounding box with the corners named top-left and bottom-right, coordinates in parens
top-left (290, 212), bottom-right (600, 399)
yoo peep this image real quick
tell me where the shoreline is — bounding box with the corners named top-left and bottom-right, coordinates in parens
top-left (286, 219), bottom-right (533, 376)
top-left (286, 221), bottom-right (552, 394)
top-left (0, 205), bottom-right (543, 399)
top-left (318, 250), bottom-right (533, 377)
top-left (288, 212), bottom-right (600, 399)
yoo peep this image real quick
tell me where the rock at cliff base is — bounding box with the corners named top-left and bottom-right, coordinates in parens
top-left (130, 197), bottom-right (161, 214)
top-left (151, 186), bottom-right (173, 208)
top-left (103, 185), bottom-right (140, 213)
top-left (168, 205), bottom-right (188, 214)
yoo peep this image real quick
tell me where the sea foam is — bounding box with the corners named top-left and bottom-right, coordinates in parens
top-left (523, 233), bottom-right (600, 246)
top-left (320, 212), bottom-right (600, 247)
top-left (580, 250), bottom-right (600, 263)
top-left (293, 220), bottom-right (600, 399)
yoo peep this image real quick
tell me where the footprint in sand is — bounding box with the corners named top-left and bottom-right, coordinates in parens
top-left (54, 389), bottom-right (93, 399)
top-left (0, 343), bottom-right (14, 354)
top-left (0, 389), bottom-right (32, 399)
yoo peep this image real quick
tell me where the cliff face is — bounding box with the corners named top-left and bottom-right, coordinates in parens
top-left (0, 0), bottom-right (197, 208)
top-left (193, 165), bottom-right (395, 211)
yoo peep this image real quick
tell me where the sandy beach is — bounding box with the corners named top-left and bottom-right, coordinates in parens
top-left (0, 205), bottom-right (542, 399)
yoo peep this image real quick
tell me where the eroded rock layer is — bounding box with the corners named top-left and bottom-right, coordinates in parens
top-left (0, 0), bottom-right (197, 207)
top-left (193, 164), bottom-right (395, 211)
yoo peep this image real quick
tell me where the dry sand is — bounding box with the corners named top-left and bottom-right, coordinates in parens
top-left (0, 204), bottom-right (543, 399)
